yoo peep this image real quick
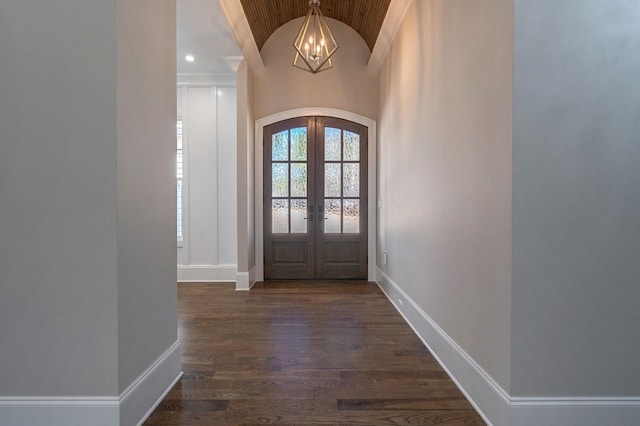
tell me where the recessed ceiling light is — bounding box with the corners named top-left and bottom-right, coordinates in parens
top-left (185, 54), bottom-right (195, 62)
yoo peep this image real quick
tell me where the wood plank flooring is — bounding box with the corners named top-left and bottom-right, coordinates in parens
top-left (144, 281), bottom-right (485, 425)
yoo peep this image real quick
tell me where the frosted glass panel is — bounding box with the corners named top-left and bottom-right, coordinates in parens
top-left (272, 199), bottom-right (289, 233)
top-left (290, 127), bottom-right (307, 161)
top-left (324, 200), bottom-right (341, 233)
top-left (343, 131), bottom-right (360, 161)
top-left (324, 163), bottom-right (341, 197)
top-left (291, 200), bottom-right (307, 233)
top-left (272, 130), bottom-right (288, 161)
top-left (325, 127), bottom-right (341, 161)
top-left (343, 200), bottom-right (359, 233)
top-left (343, 163), bottom-right (359, 197)
top-left (272, 164), bottom-right (289, 197)
top-left (291, 163), bottom-right (307, 197)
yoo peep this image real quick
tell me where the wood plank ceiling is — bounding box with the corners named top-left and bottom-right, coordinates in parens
top-left (240, 0), bottom-right (392, 52)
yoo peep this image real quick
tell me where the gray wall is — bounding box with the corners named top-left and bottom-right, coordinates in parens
top-left (237, 61), bottom-right (256, 274)
top-left (236, 62), bottom-right (249, 273)
top-left (512, 0), bottom-right (640, 396)
top-left (116, 0), bottom-right (177, 393)
top-left (0, 0), bottom-right (178, 399)
top-left (377, 0), bottom-right (513, 390)
top-left (0, 0), bottom-right (119, 396)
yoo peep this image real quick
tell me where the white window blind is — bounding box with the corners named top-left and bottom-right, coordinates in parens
top-left (177, 118), bottom-right (183, 239)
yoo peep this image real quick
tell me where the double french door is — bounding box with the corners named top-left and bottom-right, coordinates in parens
top-left (264, 116), bottom-right (368, 280)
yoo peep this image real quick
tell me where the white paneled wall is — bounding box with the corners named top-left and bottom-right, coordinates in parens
top-left (177, 86), bottom-right (238, 281)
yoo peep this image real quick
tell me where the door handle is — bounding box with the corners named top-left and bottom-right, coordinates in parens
top-left (305, 205), bottom-right (314, 221)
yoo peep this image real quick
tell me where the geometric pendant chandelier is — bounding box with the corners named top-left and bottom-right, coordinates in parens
top-left (293, 0), bottom-right (339, 73)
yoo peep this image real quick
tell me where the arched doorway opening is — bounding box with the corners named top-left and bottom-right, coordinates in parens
top-left (263, 116), bottom-right (368, 280)
top-left (255, 108), bottom-right (377, 282)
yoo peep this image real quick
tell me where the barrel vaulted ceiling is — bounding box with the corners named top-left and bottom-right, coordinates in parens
top-left (240, 0), bottom-right (392, 52)
top-left (178, 0), bottom-right (411, 75)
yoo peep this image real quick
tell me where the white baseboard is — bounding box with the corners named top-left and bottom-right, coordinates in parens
top-left (177, 265), bottom-right (237, 282)
top-left (236, 266), bottom-right (256, 291)
top-left (0, 399), bottom-right (119, 426)
top-left (249, 266), bottom-right (256, 287)
top-left (376, 268), bottom-right (509, 425)
top-left (510, 398), bottom-right (640, 426)
top-left (376, 268), bottom-right (640, 426)
top-left (0, 341), bottom-right (182, 426)
top-left (121, 340), bottom-right (183, 426)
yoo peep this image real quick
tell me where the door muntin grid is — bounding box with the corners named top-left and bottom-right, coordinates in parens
top-left (271, 127), bottom-right (309, 234)
top-left (323, 127), bottom-right (360, 234)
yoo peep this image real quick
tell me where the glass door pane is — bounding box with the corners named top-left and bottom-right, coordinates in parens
top-left (265, 116), bottom-right (367, 281)
top-left (323, 127), bottom-right (361, 234)
top-left (271, 127), bottom-right (308, 234)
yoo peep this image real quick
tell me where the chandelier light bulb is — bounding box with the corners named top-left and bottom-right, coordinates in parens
top-left (292, 0), bottom-right (339, 73)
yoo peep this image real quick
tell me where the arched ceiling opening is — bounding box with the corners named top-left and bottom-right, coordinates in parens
top-left (239, 0), bottom-right (392, 52)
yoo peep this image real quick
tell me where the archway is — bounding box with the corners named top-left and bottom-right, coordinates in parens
top-left (255, 107), bottom-right (377, 282)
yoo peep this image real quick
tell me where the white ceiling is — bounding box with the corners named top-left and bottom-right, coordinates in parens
top-left (177, 0), bottom-right (242, 75)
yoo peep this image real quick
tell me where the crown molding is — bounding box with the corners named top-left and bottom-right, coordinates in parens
top-left (218, 0), bottom-right (264, 74)
top-left (367, 0), bottom-right (412, 74)
top-left (223, 56), bottom-right (244, 72)
top-left (177, 73), bottom-right (236, 87)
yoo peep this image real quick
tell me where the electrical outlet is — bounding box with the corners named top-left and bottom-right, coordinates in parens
top-left (383, 251), bottom-right (388, 266)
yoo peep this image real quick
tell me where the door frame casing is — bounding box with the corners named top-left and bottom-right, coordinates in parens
top-left (255, 108), bottom-right (377, 281)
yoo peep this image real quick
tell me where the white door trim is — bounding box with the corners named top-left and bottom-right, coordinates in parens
top-left (255, 107), bottom-right (377, 281)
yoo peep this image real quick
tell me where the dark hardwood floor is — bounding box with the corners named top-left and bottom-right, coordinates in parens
top-left (144, 281), bottom-right (485, 425)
